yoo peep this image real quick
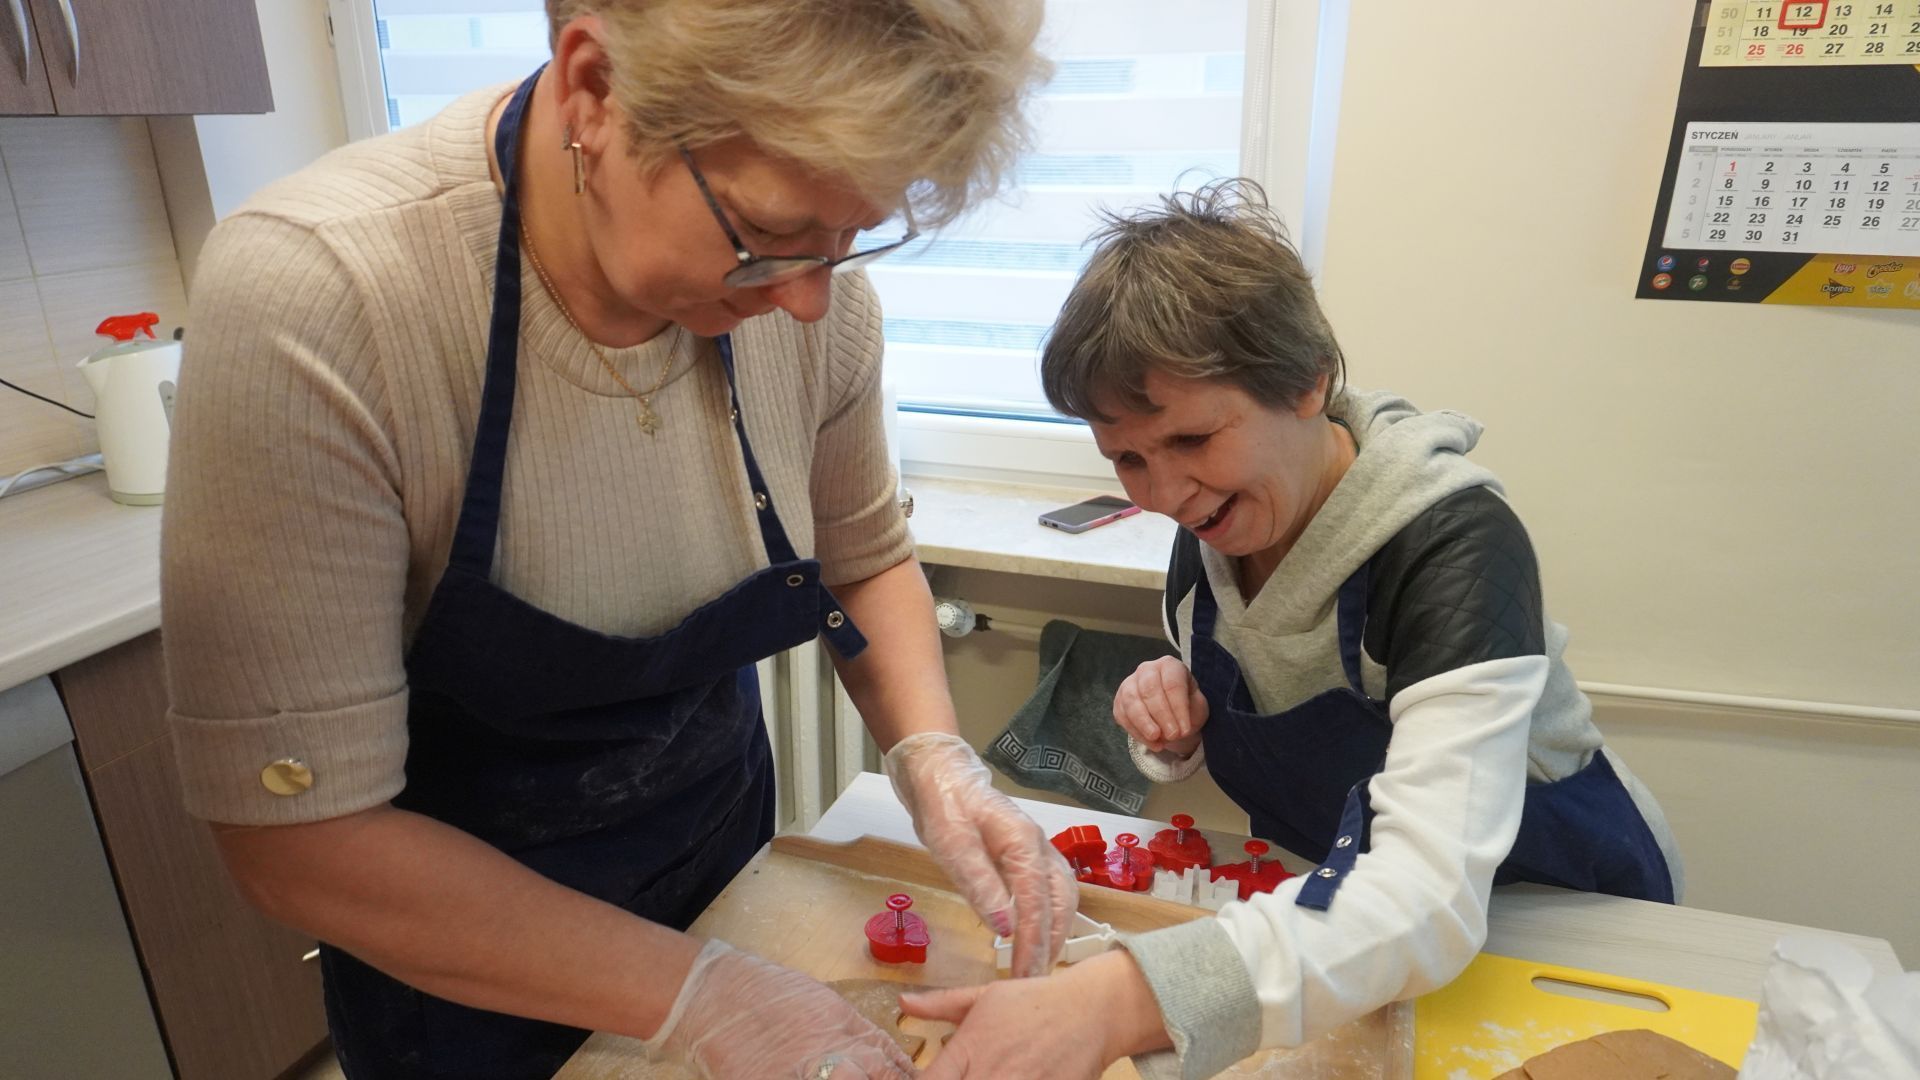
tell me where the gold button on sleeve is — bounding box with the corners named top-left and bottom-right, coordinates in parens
top-left (260, 758), bottom-right (314, 796)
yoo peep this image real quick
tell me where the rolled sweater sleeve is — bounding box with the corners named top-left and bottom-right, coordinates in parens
top-left (808, 271), bottom-right (910, 586)
top-left (1121, 492), bottom-right (1548, 1078)
top-left (162, 213), bottom-right (412, 825)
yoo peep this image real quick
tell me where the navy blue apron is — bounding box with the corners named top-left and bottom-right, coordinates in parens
top-left (318, 68), bottom-right (868, 1080)
top-left (1190, 561), bottom-right (1673, 913)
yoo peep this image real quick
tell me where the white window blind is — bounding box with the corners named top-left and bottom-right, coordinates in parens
top-left (364, 0), bottom-right (549, 129)
top-left (871, 0), bottom-right (1250, 419)
top-left (354, 0), bottom-right (1250, 421)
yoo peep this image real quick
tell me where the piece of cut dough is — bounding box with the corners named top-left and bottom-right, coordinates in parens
top-left (1491, 1028), bottom-right (1737, 1079)
top-left (826, 979), bottom-right (940, 1061)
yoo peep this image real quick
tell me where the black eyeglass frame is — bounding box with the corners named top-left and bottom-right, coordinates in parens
top-left (678, 144), bottom-right (919, 289)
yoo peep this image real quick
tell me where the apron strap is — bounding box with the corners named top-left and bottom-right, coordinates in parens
top-left (714, 335), bottom-right (804, 566)
top-left (1294, 780), bottom-right (1374, 911)
top-left (1190, 563), bottom-right (1222, 640)
top-left (713, 334), bottom-right (866, 659)
top-left (1334, 562), bottom-right (1371, 696)
top-left (445, 66), bottom-right (541, 577)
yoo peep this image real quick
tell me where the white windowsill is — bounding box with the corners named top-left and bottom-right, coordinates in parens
top-left (901, 474), bottom-right (1174, 591)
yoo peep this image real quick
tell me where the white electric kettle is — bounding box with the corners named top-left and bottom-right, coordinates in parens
top-left (75, 313), bottom-right (181, 506)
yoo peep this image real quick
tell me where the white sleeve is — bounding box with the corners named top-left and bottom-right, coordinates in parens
top-left (1209, 653), bottom-right (1544, 1046)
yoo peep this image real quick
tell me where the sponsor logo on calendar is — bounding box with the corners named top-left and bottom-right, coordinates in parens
top-left (1821, 279), bottom-right (1855, 299)
top-left (1730, 258), bottom-right (1752, 275)
top-left (1868, 283), bottom-right (1893, 296)
top-left (1696, 257), bottom-right (1712, 271)
top-left (1726, 278), bottom-right (1744, 292)
top-left (1866, 261), bottom-right (1905, 278)
top-left (1688, 274), bottom-right (1710, 291)
top-left (1905, 280), bottom-right (1920, 300)
top-left (1656, 254), bottom-right (1676, 272)
top-left (1652, 273), bottom-right (1673, 290)
top-left (1832, 263), bottom-right (1857, 275)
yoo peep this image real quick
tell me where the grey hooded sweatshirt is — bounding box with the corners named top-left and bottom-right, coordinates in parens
top-left (1117, 390), bottom-right (1681, 1080)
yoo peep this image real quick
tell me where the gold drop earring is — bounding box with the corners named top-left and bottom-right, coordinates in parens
top-left (563, 123), bottom-right (584, 195)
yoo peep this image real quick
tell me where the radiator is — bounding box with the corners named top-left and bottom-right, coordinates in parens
top-left (758, 640), bottom-right (876, 833)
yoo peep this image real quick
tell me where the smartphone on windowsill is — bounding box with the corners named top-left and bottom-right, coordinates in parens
top-left (1037, 494), bottom-right (1141, 534)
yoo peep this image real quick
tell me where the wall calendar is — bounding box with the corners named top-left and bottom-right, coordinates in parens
top-left (1702, 1), bottom-right (1920, 66)
top-left (1639, 2), bottom-right (1920, 306)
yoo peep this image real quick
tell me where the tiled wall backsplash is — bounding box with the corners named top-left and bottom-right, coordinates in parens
top-left (0, 118), bottom-right (189, 480)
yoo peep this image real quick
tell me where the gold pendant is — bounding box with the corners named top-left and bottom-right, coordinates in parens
top-left (636, 402), bottom-right (661, 436)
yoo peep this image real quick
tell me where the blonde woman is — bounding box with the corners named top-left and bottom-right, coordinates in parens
top-left (161, 3), bottom-right (1071, 1077)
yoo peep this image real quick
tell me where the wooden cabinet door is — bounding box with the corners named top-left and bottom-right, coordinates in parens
top-left (58, 633), bottom-right (328, 1080)
top-left (0, 0), bottom-right (54, 114)
top-left (26, 0), bottom-right (271, 116)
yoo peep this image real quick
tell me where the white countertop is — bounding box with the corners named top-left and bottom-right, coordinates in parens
top-left (0, 474), bottom-right (161, 692)
top-left (904, 475), bottom-right (1175, 590)
top-left (812, 772), bottom-right (1904, 1002)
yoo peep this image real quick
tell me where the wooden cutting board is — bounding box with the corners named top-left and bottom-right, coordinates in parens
top-left (555, 835), bottom-right (1414, 1079)
top-left (1413, 952), bottom-right (1759, 1078)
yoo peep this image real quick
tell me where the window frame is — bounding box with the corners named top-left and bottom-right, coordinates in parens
top-left (323, 0), bottom-right (1347, 486)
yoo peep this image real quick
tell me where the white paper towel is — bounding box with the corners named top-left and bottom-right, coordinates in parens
top-left (1737, 936), bottom-right (1920, 1080)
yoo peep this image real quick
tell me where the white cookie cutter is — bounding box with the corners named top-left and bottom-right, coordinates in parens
top-left (1149, 865), bottom-right (1240, 910)
top-left (993, 911), bottom-right (1120, 970)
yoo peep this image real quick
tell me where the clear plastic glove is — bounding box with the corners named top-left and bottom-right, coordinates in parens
top-left (645, 939), bottom-right (918, 1079)
top-left (883, 731), bottom-right (1077, 978)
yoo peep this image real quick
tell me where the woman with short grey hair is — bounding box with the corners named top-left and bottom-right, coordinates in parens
top-left (162, 2), bottom-right (1075, 1077)
top-left (902, 181), bottom-right (1682, 1079)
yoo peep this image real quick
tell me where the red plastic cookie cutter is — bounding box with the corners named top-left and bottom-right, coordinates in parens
top-left (1211, 839), bottom-right (1292, 901)
top-left (1147, 813), bottom-right (1213, 873)
top-left (1100, 833), bottom-right (1157, 892)
top-left (1052, 824), bottom-right (1106, 882)
top-left (865, 893), bottom-right (929, 964)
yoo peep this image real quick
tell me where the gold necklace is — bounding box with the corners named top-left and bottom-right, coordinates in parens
top-left (521, 227), bottom-right (684, 436)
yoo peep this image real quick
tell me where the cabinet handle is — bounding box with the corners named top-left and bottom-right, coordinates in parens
top-left (5, 0), bottom-right (26, 82)
top-left (52, 0), bottom-right (74, 82)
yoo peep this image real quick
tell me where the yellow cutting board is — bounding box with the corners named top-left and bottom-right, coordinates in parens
top-left (1414, 952), bottom-right (1758, 1078)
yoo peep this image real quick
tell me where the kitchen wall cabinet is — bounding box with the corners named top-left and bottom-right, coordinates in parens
top-left (0, 6), bottom-right (55, 116)
top-left (1, 0), bottom-right (271, 117)
top-left (56, 632), bottom-right (327, 1080)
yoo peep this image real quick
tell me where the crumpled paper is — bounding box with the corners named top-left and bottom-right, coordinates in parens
top-left (1736, 935), bottom-right (1920, 1080)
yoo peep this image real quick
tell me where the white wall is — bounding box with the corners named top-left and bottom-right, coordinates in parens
top-left (941, 0), bottom-right (1918, 970)
top-left (151, 0), bottom-right (348, 287)
top-left (1313, 0), bottom-right (1920, 712)
top-left (1303, 0), bottom-right (1919, 961)
top-left (1592, 693), bottom-right (1918, 965)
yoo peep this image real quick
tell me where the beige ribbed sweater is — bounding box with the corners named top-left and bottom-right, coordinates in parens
top-left (161, 84), bottom-right (909, 826)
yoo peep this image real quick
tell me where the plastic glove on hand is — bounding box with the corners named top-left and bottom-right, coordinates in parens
top-left (645, 939), bottom-right (917, 1079)
top-left (883, 731), bottom-right (1078, 978)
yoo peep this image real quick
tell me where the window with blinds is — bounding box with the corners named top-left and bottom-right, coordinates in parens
top-left (363, 0), bottom-right (1250, 419)
top-left (871, 1), bottom-right (1250, 419)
